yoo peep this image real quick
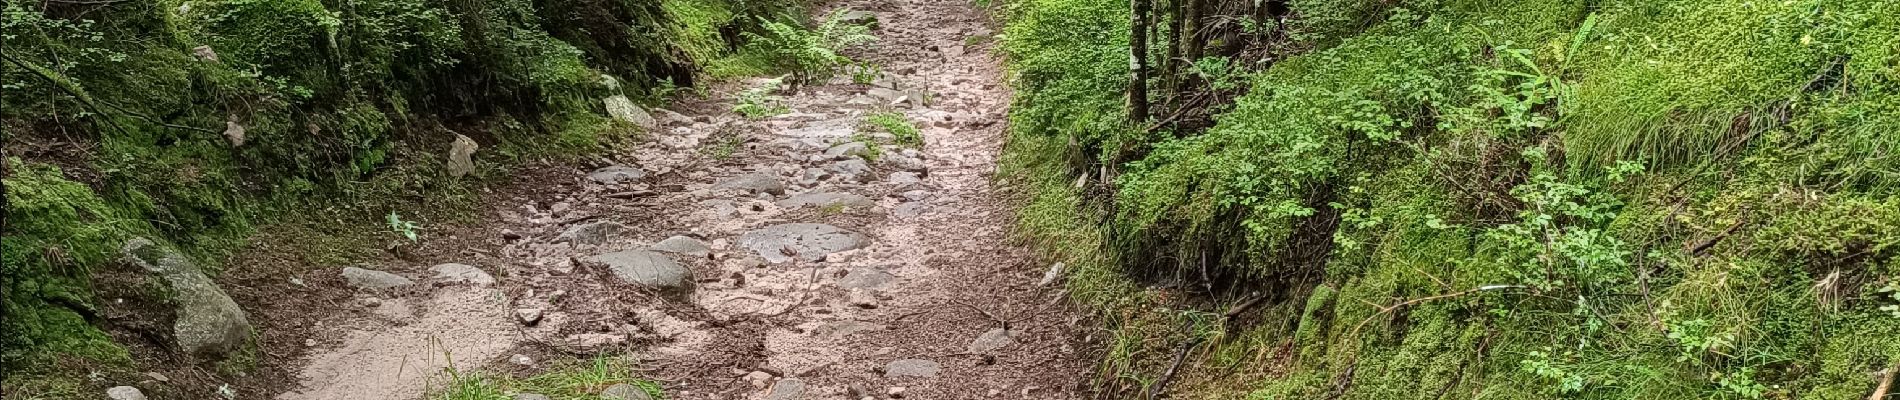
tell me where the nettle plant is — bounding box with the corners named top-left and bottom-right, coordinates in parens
top-left (744, 8), bottom-right (877, 85)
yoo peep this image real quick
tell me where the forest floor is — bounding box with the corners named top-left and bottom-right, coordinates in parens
top-left (229, 0), bottom-right (1096, 399)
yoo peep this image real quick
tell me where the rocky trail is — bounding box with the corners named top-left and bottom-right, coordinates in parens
top-left (270, 1), bottom-right (1090, 399)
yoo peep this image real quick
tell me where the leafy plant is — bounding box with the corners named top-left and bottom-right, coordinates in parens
top-left (848, 60), bottom-right (882, 85)
top-left (733, 79), bottom-right (788, 119)
top-left (742, 8), bottom-right (878, 85)
top-left (386, 211), bottom-right (420, 242)
top-left (861, 111), bottom-right (922, 147)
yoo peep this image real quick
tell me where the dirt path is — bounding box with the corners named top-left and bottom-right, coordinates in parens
top-left (272, 1), bottom-right (1091, 399)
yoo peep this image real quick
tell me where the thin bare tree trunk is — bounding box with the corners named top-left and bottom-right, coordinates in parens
top-left (1162, 0), bottom-right (1183, 110)
top-left (1129, 0), bottom-right (1151, 124)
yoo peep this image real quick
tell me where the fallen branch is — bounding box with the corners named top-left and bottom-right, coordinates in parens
top-left (1687, 218), bottom-right (1747, 256)
top-left (1146, 336), bottom-right (1204, 400)
top-left (951, 299), bottom-right (1010, 329)
top-left (1873, 360), bottom-right (1898, 400)
top-left (1221, 291), bottom-right (1267, 321)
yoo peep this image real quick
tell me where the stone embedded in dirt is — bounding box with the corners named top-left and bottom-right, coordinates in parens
top-left (777, 191), bottom-right (876, 210)
top-left (121, 238), bottom-right (253, 361)
top-left (585, 250), bottom-right (691, 290)
top-left (514, 394), bottom-right (551, 400)
top-left (107, 386), bottom-right (146, 400)
top-left (847, 290), bottom-right (880, 309)
top-left (604, 95), bottom-right (658, 130)
top-left (802, 167), bottom-right (830, 181)
top-left (430, 263), bottom-right (495, 286)
top-left (811, 320), bottom-right (884, 338)
top-left (340, 267), bottom-right (415, 290)
top-left (145, 372), bottom-right (169, 382)
top-left (510, 354), bottom-right (534, 366)
top-left (600, 383), bottom-right (653, 400)
top-left (767, 378), bottom-right (806, 400)
top-left (515, 308), bottom-right (544, 326)
top-left (714, 173), bottom-right (788, 195)
top-left (838, 268), bottom-right (895, 290)
top-left (655, 108), bottom-right (693, 126)
top-left (559, 221), bottom-right (628, 246)
top-left (1039, 262), bottom-right (1066, 286)
top-left (882, 153), bottom-right (927, 172)
top-left (829, 159), bottom-right (873, 183)
top-left (738, 223), bottom-right (867, 263)
top-left (884, 359), bottom-right (941, 378)
top-left (588, 165), bottom-right (648, 184)
top-left (866, 87), bottom-right (905, 104)
top-left (825, 142), bottom-right (871, 159)
top-left (967, 328), bottom-right (1016, 353)
top-left (745, 371), bottom-right (774, 388)
top-left (648, 235), bottom-right (712, 258)
top-left (900, 190), bottom-right (933, 202)
top-left (888, 171), bottom-right (921, 184)
top-left (892, 202), bottom-right (927, 218)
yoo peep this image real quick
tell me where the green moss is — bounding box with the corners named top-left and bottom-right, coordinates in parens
top-left (0, 160), bottom-right (134, 367)
top-left (1000, 0), bottom-right (1900, 398)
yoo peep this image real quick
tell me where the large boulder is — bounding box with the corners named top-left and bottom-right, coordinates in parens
top-left (121, 238), bottom-right (253, 360)
top-left (585, 250), bottom-right (691, 291)
top-left (738, 223), bottom-right (866, 263)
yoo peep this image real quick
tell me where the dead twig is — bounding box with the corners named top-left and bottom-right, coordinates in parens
top-left (1348, 285), bottom-right (1526, 339)
top-left (1146, 336), bottom-right (1204, 400)
top-left (951, 299), bottom-right (1009, 329)
top-left (1687, 218), bottom-right (1747, 256)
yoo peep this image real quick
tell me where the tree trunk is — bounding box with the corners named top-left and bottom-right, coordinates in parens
top-left (1129, 0), bottom-right (1151, 124)
top-left (1176, 0), bottom-right (1205, 95)
top-left (1162, 0), bottom-right (1183, 109)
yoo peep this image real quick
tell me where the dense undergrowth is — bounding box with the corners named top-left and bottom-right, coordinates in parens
top-left (998, 0), bottom-right (1900, 398)
top-left (1, 0), bottom-right (797, 394)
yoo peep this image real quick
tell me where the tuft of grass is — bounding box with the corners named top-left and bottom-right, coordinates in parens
top-left (429, 356), bottom-right (664, 400)
top-left (860, 111), bottom-right (922, 147)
